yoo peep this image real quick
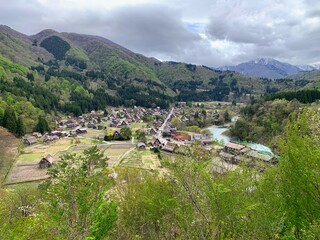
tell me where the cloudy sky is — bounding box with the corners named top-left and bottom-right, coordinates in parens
top-left (1, 0), bottom-right (320, 66)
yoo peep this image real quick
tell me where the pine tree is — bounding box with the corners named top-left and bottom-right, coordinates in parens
top-left (16, 116), bottom-right (25, 136)
top-left (2, 107), bottom-right (17, 133)
top-left (35, 116), bottom-right (51, 134)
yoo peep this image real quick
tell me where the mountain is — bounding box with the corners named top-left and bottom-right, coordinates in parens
top-left (216, 58), bottom-right (303, 79)
top-left (286, 69), bottom-right (320, 88)
top-left (0, 25), bottom-right (311, 121)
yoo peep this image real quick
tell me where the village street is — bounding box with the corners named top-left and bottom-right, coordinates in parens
top-left (156, 107), bottom-right (174, 141)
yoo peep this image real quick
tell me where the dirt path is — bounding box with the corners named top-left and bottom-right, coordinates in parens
top-left (0, 127), bottom-right (20, 185)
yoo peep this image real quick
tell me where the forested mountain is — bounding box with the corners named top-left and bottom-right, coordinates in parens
top-left (0, 25), bottom-right (314, 125)
top-left (286, 69), bottom-right (320, 88)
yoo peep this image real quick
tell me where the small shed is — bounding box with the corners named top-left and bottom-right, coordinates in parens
top-left (24, 136), bottom-right (37, 146)
top-left (137, 142), bottom-right (146, 150)
top-left (39, 154), bottom-right (58, 169)
top-left (162, 143), bottom-right (177, 153)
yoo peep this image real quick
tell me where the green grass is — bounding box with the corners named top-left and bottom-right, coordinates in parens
top-left (17, 153), bottom-right (43, 162)
top-left (3, 181), bottom-right (40, 190)
top-left (129, 122), bottom-right (147, 129)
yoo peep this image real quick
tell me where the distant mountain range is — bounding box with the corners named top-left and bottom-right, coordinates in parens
top-left (215, 58), bottom-right (320, 79)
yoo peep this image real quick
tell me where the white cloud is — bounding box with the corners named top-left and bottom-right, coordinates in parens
top-left (0, 0), bottom-right (319, 66)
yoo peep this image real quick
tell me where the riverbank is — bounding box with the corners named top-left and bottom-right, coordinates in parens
top-left (207, 125), bottom-right (275, 156)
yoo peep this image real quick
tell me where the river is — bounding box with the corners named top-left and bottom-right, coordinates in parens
top-left (207, 126), bottom-right (274, 156)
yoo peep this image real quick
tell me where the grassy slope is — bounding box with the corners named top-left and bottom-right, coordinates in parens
top-left (0, 25), bottom-right (53, 66)
top-left (0, 127), bottom-right (20, 184)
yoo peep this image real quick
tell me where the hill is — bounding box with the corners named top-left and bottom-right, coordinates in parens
top-left (287, 69), bottom-right (320, 82)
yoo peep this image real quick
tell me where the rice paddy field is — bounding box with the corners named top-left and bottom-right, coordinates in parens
top-left (120, 149), bottom-right (161, 170)
top-left (4, 134), bottom-right (135, 185)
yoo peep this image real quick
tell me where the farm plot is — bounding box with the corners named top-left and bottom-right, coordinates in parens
top-left (81, 129), bottom-right (107, 139)
top-left (5, 165), bottom-right (49, 184)
top-left (120, 149), bottom-right (161, 170)
top-left (7, 137), bottom-right (108, 185)
top-left (129, 122), bottom-right (147, 131)
top-left (105, 143), bottom-right (134, 166)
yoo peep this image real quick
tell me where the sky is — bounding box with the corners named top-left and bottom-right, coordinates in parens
top-left (1, 0), bottom-right (320, 67)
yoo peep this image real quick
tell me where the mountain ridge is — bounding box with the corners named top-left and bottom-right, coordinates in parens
top-left (215, 58), bottom-right (317, 79)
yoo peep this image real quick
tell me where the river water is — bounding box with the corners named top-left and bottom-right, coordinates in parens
top-left (207, 126), bottom-right (274, 156)
top-left (207, 126), bottom-right (231, 144)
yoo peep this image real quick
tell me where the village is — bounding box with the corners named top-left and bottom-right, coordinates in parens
top-left (4, 102), bottom-right (276, 185)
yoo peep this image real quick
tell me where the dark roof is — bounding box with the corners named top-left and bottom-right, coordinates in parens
top-left (162, 143), bottom-right (177, 153)
top-left (225, 142), bottom-right (245, 151)
top-left (25, 136), bottom-right (37, 144)
top-left (42, 154), bottom-right (58, 164)
top-left (137, 142), bottom-right (146, 147)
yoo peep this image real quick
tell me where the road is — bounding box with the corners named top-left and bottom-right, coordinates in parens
top-left (156, 107), bottom-right (174, 140)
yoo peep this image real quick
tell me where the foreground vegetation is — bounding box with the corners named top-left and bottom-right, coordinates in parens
top-left (1, 109), bottom-right (320, 239)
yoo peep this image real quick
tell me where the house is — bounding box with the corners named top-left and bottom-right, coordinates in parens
top-left (192, 133), bottom-right (211, 141)
top-left (44, 135), bottom-right (59, 143)
top-left (113, 131), bottom-right (121, 139)
top-left (76, 128), bottom-right (87, 134)
top-left (137, 142), bottom-right (146, 150)
top-left (117, 120), bottom-right (128, 128)
top-left (246, 150), bottom-right (275, 164)
top-left (24, 136), bottom-right (37, 145)
top-left (150, 138), bottom-right (163, 147)
top-left (32, 132), bottom-right (42, 138)
top-left (110, 120), bottom-right (119, 128)
top-left (171, 132), bottom-right (191, 141)
top-left (224, 142), bottom-right (246, 155)
top-left (219, 152), bottom-right (236, 164)
top-left (87, 123), bottom-right (94, 128)
top-left (39, 154), bottom-right (58, 169)
top-left (51, 131), bottom-right (62, 137)
top-left (66, 123), bottom-right (77, 129)
top-left (162, 143), bottom-right (177, 153)
top-left (201, 139), bottom-right (214, 146)
top-left (149, 128), bottom-right (157, 135)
